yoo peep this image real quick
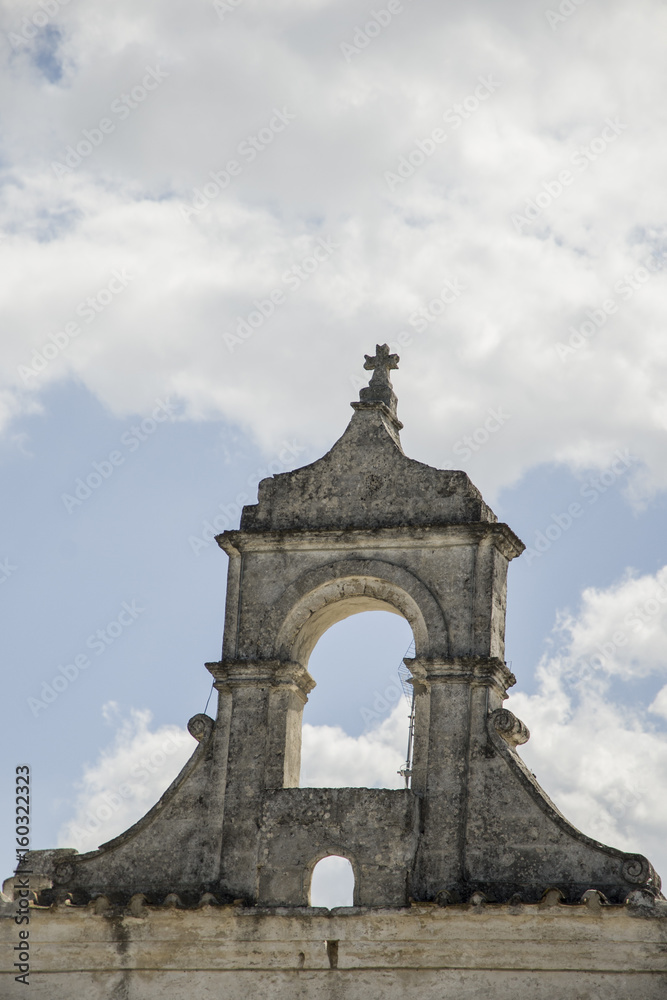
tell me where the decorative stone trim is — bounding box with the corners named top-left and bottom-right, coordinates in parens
top-left (406, 657), bottom-right (516, 700)
top-left (206, 659), bottom-right (315, 696)
top-left (187, 714), bottom-right (214, 743)
top-left (218, 522), bottom-right (525, 560)
top-left (491, 708), bottom-right (530, 746)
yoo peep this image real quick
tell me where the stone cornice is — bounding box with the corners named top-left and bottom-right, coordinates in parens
top-left (218, 522), bottom-right (525, 561)
top-left (405, 656), bottom-right (517, 698)
top-left (206, 659), bottom-right (316, 696)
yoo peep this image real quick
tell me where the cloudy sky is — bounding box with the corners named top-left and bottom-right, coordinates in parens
top-left (2, 0), bottom-right (667, 905)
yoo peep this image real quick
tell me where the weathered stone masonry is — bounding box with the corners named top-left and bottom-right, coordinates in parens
top-left (3, 344), bottom-right (665, 998)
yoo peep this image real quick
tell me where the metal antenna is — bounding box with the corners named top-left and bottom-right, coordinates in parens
top-left (397, 639), bottom-right (416, 788)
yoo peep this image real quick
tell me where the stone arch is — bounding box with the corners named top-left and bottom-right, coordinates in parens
top-left (308, 852), bottom-right (357, 907)
top-left (273, 558), bottom-right (449, 666)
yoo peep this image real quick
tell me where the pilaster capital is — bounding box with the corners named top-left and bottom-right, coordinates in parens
top-left (405, 656), bottom-right (516, 700)
top-left (206, 659), bottom-right (315, 697)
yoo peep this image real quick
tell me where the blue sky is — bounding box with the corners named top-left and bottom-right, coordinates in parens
top-left (1, 0), bottom-right (667, 896)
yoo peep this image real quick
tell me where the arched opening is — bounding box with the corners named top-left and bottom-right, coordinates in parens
top-left (310, 855), bottom-right (355, 908)
top-left (299, 610), bottom-right (415, 789)
top-left (274, 562), bottom-right (449, 668)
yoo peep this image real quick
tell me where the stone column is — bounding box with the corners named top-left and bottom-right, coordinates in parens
top-left (207, 659), bottom-right (314, 901)
top-left (407, 656), bottom-right (515, 901)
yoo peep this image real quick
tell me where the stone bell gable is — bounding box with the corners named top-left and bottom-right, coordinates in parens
top-left (21, 345), bottom-right (662, 913)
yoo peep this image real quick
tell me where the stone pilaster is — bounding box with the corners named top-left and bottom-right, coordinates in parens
top-left (207, 659), bottom-right (314, 900)
top-left (407, 656), bottom-right (516, 900)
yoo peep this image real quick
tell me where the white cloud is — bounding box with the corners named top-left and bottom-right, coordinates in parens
top-left (650, 685), bottom-right (667, 721)
top-left (542, 565), bottom-right (667, 681)
top-left (1, 1), bottom-right (667, 503)
top-left (57, 702), bottom-right (194, 853)
top-left (508, 564), bottom-right (667, 883)
top-left (301, 699), bottom-right (408, 788)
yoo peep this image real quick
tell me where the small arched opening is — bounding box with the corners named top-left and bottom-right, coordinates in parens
top-left (309, 855), bottom-right (355, 908)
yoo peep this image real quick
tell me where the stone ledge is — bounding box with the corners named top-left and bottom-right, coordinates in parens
top-left (217, 522), bottom-right (525, 559)
top-left (1, 902), bottom-right (666, 973)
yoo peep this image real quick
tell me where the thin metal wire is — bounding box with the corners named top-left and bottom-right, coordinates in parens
top-left (203, 682), bottom-right (214, 716)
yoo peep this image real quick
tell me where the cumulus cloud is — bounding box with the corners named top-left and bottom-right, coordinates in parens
top-left (650, 685), bottom-right (667, 721)
top-left (301, 698), bottom-right (408, 788)
top-left (547, 565), bottom-right (667, 680)
top-left (57, 702), bottom-right (194, 854)
top-left (1, 0), bottom-right (667, 502)
top-left (509, 563), bottom-right (667, 882)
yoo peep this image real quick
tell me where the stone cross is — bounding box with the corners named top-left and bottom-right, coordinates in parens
top-left (364, 344), bottom-right (400, 382)
top-left (359, 344), bottom-right (400, 417)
